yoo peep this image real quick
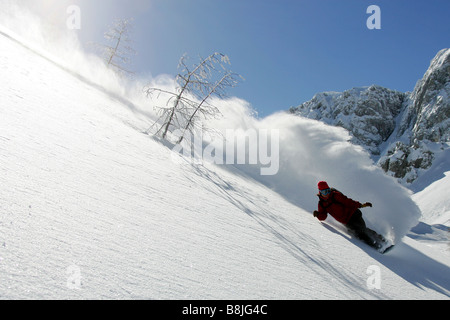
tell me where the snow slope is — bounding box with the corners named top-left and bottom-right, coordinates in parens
top-left (0, 19), bottom-right (449, 299)
top-left (413, 171), bottom-right (450, 226)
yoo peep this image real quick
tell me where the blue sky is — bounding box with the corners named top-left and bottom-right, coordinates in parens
top-left (27, 0), bottom-right (450, 117)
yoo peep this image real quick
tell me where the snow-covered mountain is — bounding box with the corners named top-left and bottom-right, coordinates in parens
top-left (0, 3), bottom-right (449, 300)
top-left (290, 49), bottom-right (450, 190)
top-left (289, 85), bottom-right (405, 156)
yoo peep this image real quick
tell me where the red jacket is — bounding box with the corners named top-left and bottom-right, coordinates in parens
top-left (316, 190), bottom-right (362, 225)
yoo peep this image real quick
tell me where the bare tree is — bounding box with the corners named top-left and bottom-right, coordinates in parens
top-left (98, 18), bottom-right (136, 76)
top-left (145, 52), bottom-right (243, 144)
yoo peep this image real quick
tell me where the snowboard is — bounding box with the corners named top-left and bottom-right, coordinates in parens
top-left (320, 220), bottom-right (394, 254)
top-left (366, 233), bottom-right (395, 254)
top-left (379, 244), bottom-right (395, 254)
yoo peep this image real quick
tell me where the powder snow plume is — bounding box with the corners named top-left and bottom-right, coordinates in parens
top-left (0, 0), bottom-right (155, 118)
top-left (206, 101), bottom-right (422, 243)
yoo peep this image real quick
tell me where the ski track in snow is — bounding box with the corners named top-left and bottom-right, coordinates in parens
top-left (0, 26), bottom-right (449, 300)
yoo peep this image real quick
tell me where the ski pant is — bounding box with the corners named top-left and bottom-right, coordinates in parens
top-left (346, 210), bottom-right (385, 249)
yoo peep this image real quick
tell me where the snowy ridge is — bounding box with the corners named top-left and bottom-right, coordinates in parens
top-left (0, 5), bottom-right (449, 300)
top-left (289, 85), bottom-right (405, 157)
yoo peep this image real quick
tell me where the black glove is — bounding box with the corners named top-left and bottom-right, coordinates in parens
top-left (313, 210), bottom-right (319, 217)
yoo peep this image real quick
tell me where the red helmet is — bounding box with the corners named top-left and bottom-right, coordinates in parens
top-left (318, 181), bottom-right (330, 190)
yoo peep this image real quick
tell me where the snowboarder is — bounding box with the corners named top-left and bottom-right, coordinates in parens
top-left (313, 181), bottom-right (390, 252)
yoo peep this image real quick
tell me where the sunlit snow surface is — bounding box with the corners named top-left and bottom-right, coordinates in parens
top-left (0, 6), bottom-right (449, 299)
